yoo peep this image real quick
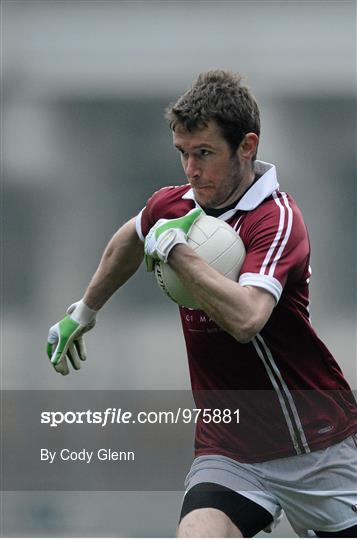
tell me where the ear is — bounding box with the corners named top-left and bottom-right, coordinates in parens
top-left (237, 133), bottom-right (259, 162)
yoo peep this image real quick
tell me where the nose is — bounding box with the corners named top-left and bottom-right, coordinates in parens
top-left (185, 156), bottom-right (201, 180)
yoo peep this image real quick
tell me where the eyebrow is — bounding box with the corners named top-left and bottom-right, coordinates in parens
top-left (174, 143), bottom-right (215, 150)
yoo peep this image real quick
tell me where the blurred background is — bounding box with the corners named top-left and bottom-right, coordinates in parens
top-left (2, 0), bottom-right (356, 536)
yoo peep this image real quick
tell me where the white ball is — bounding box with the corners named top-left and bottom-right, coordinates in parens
top-left (154, 214), bottom-right (246, 309)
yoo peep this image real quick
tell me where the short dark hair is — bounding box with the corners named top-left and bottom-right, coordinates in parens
top-left (165, 70), bottom-right (260, 158)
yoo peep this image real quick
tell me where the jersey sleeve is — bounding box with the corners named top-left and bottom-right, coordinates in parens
top-left (135, 185), bottom-right (195, 241)
top-left (135, 187), bottom-right (172, 241)
top-left (238, 192), bottom-right (310, 303)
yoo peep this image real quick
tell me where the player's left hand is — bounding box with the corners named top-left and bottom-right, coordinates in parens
top-left (144, 208), bottom-right (202, 271)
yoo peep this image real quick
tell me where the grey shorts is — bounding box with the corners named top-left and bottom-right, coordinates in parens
top-left (184, 435), bottom-right (357, 536)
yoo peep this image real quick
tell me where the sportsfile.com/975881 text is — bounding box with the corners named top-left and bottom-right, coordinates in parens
top-left (40, 407), bottom-right (240, 427)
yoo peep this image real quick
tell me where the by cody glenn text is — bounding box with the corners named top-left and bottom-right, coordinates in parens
top-left (41, 448), bottom-right (135, 464)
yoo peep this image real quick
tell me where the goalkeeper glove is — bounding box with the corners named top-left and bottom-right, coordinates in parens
top-left (144, 208), bottom-right (202, 271)
top-left (47, 300), bottom-right (97, 375)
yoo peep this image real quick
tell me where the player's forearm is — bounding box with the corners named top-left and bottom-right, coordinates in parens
top-left (168, 244), bottom-right (270, 343)
top-left (83, 218), bottom-right (144, 311)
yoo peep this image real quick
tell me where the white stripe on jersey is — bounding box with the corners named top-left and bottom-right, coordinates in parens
top-left (233, 215), bottom-right (244, 232)
top-left (306, 264), bottom-right (312, 284)
top-left (254, 333), bottom-right (310, 455)
top-left (259, 191), bottom-right (285, 275)
top-left (239, 273), bottom-right (282, 303)
top-left (135, 208), bottom-right (145, 241)
top-left (252, 336), bottom-right (302, 455)
top-left (268, 192), bottom-right (293, 277)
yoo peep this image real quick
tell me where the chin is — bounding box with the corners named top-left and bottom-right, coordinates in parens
top-left (194, 192), bottom-right (215, 208)
top-left (197, 197), bottom-right (213, 208)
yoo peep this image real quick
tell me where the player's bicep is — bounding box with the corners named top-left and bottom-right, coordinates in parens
top-left (106, 218), bottom-right (144, 268)
top-left (126, 217), bottom-right (144, 247)
top-left (242, 285), bottom-right (276, 333)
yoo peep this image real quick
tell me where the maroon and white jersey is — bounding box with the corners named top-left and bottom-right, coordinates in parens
top-left (136, 161), bottom-right (357, 462)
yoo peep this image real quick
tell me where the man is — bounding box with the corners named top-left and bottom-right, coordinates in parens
top-left (47, 71), bottom-right (357, 537)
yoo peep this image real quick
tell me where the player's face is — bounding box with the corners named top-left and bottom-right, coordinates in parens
top-left (173, 120), bottom-right (251, 208)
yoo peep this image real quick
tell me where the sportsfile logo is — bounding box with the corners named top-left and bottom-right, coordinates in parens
top-left (41, 408), bottom-right (133, 427)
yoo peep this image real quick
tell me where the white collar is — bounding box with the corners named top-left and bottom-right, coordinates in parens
top-left (182, 160), bottom-right (279, 219)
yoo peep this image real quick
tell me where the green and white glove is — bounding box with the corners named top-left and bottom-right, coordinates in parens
top-left (47, 300), bottom-right (97, 375)
top-left (144, 208), bottom-right (203, 271)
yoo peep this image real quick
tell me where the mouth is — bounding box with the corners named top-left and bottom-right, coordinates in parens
top-left (192, 186), bottom-right (215, 205)
top-left (192, 185), bottom-right (212, 191)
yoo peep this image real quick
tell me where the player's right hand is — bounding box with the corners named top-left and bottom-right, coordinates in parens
top-left (47, 300), bottom-right (97, 376)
